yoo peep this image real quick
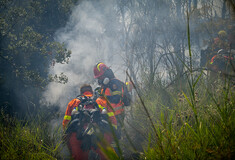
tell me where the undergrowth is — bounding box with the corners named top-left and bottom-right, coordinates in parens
top-left (120, 9), bottom-right (235, 160)
top-left (0, 109), bottom-right (64, 160)
top-left (1, 11), bottom-right (234, 160)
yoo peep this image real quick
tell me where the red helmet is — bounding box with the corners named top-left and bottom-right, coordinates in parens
top-left (93, 62), bottom-right (109, 79)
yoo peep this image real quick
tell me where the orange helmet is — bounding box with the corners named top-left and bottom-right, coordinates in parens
top-left (93, 62), bottom-right (109, 79)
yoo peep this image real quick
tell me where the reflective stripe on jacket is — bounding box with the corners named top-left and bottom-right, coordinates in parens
top-left (210, 55), bottom-right (217, 64)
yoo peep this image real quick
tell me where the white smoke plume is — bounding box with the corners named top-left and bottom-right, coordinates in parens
top-left (42, 0), bottom-right (126, 110)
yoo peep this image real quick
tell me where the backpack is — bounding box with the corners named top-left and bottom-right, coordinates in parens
top-left (66, 95), bottom-right (110, 137)
top-left (66, 95), bottom-right (99, 134)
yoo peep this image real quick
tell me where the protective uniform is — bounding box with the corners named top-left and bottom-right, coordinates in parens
top-left (93, 63), bottom-right (130, 140)
top-left (63, 85), bottom-right (117, 160)
top-left (100, 78), bottom-right (125, 116)
top-left (211, 30), bottom-right (230, 54)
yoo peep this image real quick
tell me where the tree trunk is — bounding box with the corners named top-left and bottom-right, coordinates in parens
top-left (188, 0), bottom-right (192, 12)
top-left (222, 0), bottom-right (227, 19)
top-left (193, 0), bottom-right (197, 9)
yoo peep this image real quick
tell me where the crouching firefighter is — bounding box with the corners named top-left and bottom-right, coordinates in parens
top-left (62, 84), bottom-right (118, 160)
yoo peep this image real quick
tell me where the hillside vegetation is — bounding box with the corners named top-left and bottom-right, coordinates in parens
top-left (0, 0), bottom-right (234, 159)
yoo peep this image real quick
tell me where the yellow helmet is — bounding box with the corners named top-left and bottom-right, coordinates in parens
top-left (218, 30), bottom-right (227, 38)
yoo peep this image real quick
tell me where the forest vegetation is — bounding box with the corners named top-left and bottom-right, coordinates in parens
top-left (0, 0), bottom-right (234, 159)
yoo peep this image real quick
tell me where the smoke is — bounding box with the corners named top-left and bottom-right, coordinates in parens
top-left (42, 0), bottom-right (126, 110)
top-left (41, 0), bottom-right (229, 110)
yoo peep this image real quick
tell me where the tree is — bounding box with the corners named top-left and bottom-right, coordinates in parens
top-left (117, 0), bottom-right (188, 90)
top-left (117, 0), bottom-right (234, 91)
top-left (0, 0), bottom-right (77, 116)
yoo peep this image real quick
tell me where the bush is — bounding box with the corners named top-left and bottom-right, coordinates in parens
top-left (0, 109), bottom-right (64, 160)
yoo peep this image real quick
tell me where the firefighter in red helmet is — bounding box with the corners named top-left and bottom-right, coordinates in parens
top-left (93, 62), bottom-right (131, 142)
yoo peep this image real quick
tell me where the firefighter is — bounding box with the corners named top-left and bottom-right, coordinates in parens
top-left (93, 62), bottom-right (131, 140)
top-left (62, 84), bottom-right (117, 160)
top-left (211, 30), bottom-right (230, 54)
top-left (202, 30), bottom-right (231, 69)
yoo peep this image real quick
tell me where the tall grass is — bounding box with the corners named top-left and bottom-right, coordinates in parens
top-left (120, 8), bottom-right (235, 160)
top-left (137, 75), bottom-right (235, 160)
top-left (0, 109), bottom-right (64, 160)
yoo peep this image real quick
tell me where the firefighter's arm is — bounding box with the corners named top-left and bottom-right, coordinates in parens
top-left (96, 97), bottom-right (117, 129)
top-left (62, 99), bottom-right (80, 129)
top-left (96, 97), bottom-right (111, 120)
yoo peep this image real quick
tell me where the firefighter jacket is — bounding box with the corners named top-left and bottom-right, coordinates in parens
top-left (63, 91), bottom-right (117, 130)
top-left (100, 78), bottom-right (125, 116)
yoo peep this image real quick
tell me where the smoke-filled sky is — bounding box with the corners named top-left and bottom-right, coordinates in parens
top-left (42, 0), bottom-right (126, 110)
top-left (40, 0), bottom-right (230, 110)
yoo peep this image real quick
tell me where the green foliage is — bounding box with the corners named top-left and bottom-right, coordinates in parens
top-left (124, 8), bottom-right (235, 159)
top-left (0, 0), bottom-right (234, 159)
top-left (127, 75), bottom-right (234, 160)
top-left (0, 109), bottom-right (64, 160)
top-left (49, 72), bottom-right (69, 84)
top-left (0, 0), bottom-right (76, 115)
